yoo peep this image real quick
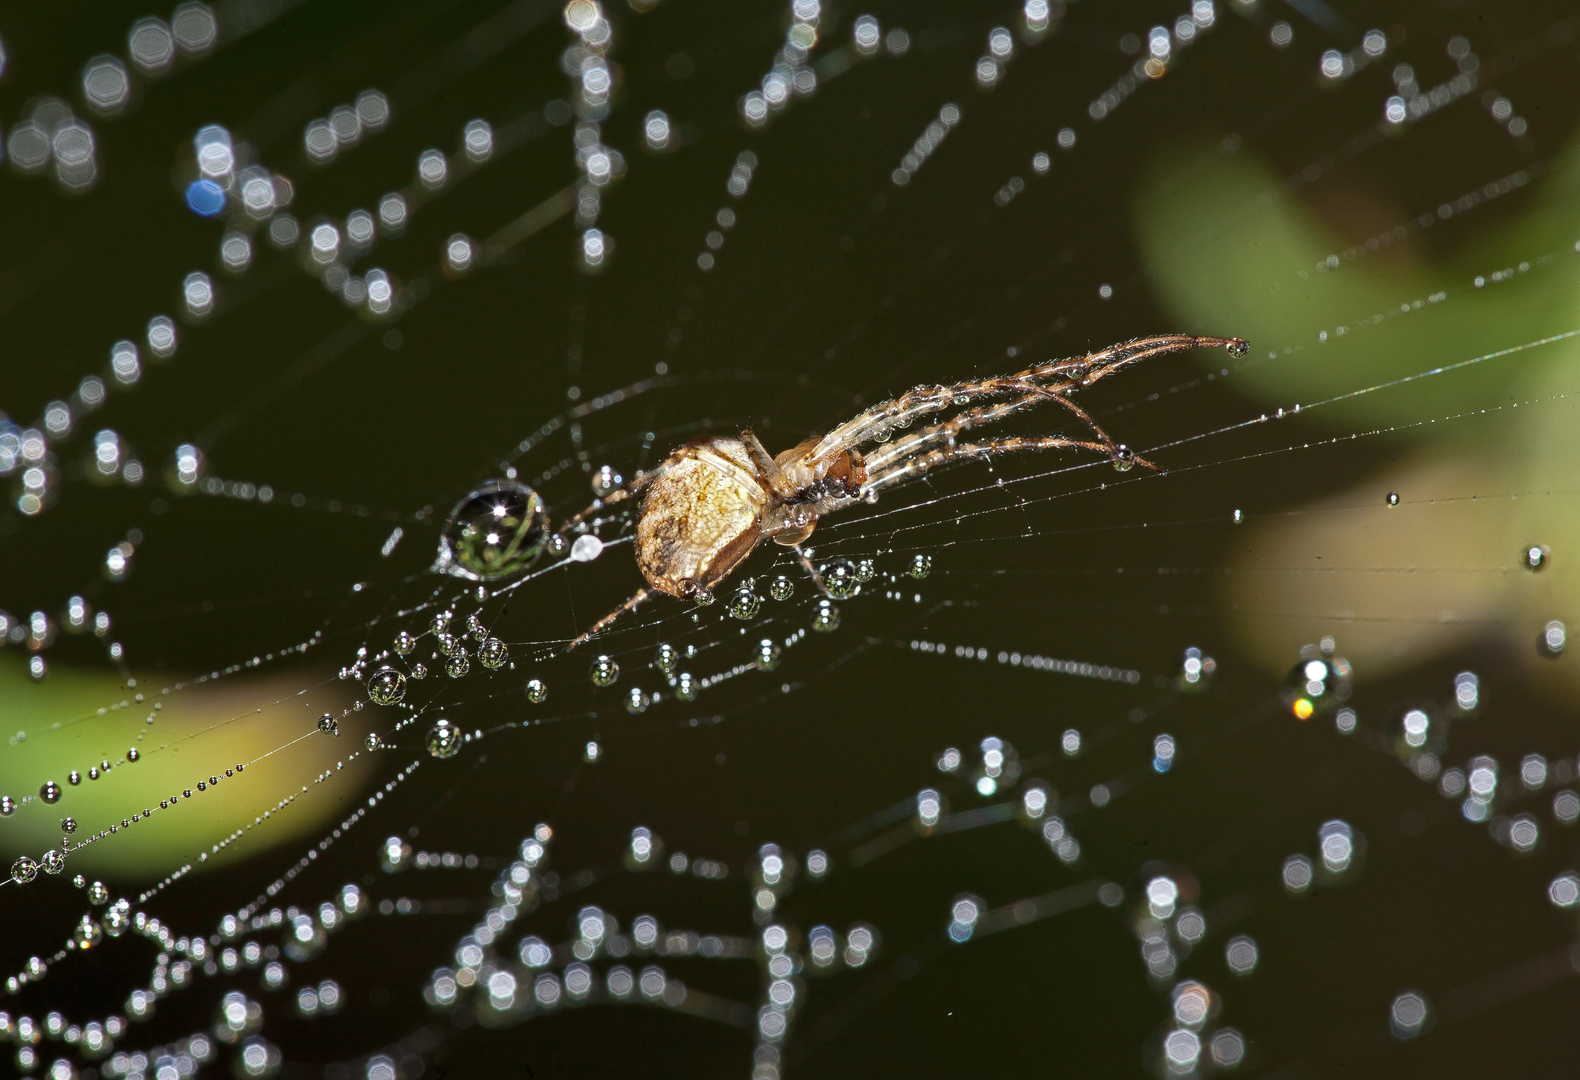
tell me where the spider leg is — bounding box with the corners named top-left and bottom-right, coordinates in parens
top-left (553, 469), bottom-right (659, 542)
top-left (740, 428), bottom-right (797, 499)
top-left (568, 587), bottom-right (651, 650)
top-left (863, 435), bottom-right (1152, 496)
top-left (790, 547), bottom-right (833, 596)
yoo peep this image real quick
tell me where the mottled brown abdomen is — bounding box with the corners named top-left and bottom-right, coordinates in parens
top-left (634, 438), bottom-right (769, 597)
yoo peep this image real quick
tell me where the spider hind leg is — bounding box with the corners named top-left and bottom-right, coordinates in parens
top-left (569, 587), bottom-right (651, 650)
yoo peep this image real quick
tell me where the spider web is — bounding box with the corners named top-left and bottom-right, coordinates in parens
top-left (2, 0), bottom-right (1579, 1077)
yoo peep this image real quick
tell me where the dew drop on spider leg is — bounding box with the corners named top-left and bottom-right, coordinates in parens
top-left (909, 554), bottom-right (932, 579)
top-left (437, 479), bottom-right (549, 581)
top-left (525, 678), bottom-right (548, 703)
top-left (366, 667), bottom-right (407, 706)
top-left (590, 655), bottom-right (620, 687)
top-left (318, 714), bottom-right (339, 737)
top-left (811, 599), bottom-right (841, 633)
top-left (821, 559), bottom-right (861, 600)
top-left (728, 586), bottom-right (762, 620)
top-left (769, 576), bottom-right (794, 601)
top-left (425, 718), bottom-right (462, 760)
top-left (1112, 445), bottom-right (1135, 472)
top-left (692, 587), bottom-right (716, 607)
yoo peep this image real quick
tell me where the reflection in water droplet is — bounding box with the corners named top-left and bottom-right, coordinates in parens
top-left (40, 850), bottom-right (65, 875)
top-left (811, 599), bottom-right (841, 633)
top-left (436, 632), bottom-right (460, 656)
top-left (438, 480), bottom-right (549, 581)
top-left (855, 559), bottom-right (876, 582)
top-left (409, 662), bottom-right (428, 680)
top-left (909, 554), bottom-right (932, 579)
top-left (692, 587), bottom-right (716, 607)
top-left (431, 611), bottom-right (452, 634)
top-left (39, 780), bottom-right (61, 804)
top-left (466, 614), bottom-right (487, 641)
top-left (445, 651), bottom-right (471, 678)
top-left (0, 796), bottom-right (13, 816)
top-left (426, 718), bottom-right (462, 759)
top-left (728, 587), bottom-right (762, 620)
top-left (477, 637), bottom-right (508, 669)
top-left (11, 856), bottom-right (38, 883)
top-left (394, 630), bottom-right (416, 656)
top-left (821, 560), bottom-right (860, 600)
top-left (525, 679), bottom-right (548, 704)
top-left (366, 667), bottom-right (406, 706)
top-left (365, 733), bottom-right (382, 751)
top-left (318, 714), bottom-right (339, 737)
top-left (591, 655), bottom-right (620, 687)
top-left (769, 576), bottom-right (794, 601)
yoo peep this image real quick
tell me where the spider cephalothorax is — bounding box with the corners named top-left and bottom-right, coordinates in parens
top-left (564, 334), bottom-right (1248, 645)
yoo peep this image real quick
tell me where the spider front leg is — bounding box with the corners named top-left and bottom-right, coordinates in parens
top-left (568, 588), bottom-right (651, 650)
top-left (863, 435), bottom-right (1140, 496)
top-left (553, 469), bottom-right (658, 543)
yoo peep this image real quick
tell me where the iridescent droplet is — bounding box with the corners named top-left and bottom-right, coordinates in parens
top-left (525, 678), bottom-right (548, 704)
top-left (909, 554), bottom-right (932, 579)
top-left (318, 714), bottom-right (340, 737)
top-left (769, 576), bottom-right (793, 601)
top-left (821, 560), bottom-right (861, 600)
top-left (425, 718), bottom-right (463, 759)
top-left (477, 637), bottom-right (508, 669)
top-left (11, 856), bottom-right (38, 883)
top-left (366, 667), bottom-right (407, 706)
top-left (728, 587), bottom-right (762, 620)
top-left (626, 687), bottom-right (650, 714)
top-left (674, 672), bottom-right (697, 701)
top-left (445, 651), bottom-right (471, 678)
top-left (755, 639), bottom-right (781, 672)
top-left (811, 599), bottom-right (841, 633)
top-left (39, 781), bottom-right (61, 804)
top-left (590, 655), bottom-right (620, 687)
top-left (438, 480), bottom-right (549, 581)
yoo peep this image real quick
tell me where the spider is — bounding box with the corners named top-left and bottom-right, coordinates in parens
top-left (562, 334), bottom-right (1248, 645)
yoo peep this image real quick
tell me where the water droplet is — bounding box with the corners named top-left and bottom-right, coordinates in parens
top-left (1386, 491), bottom-right (1400, 506)
top-left (525, 678), bottom-right (547, 704)
top-left (466, 614), bottom-right (487, 641)
top-left (431, 610), bottom-right (453, 634)
top-left (11, 856), bottom-right (38, 884)
top-left (73, 916), bottom-right (102, 949)
top-left (438, 480), bottom-right (549, 581)
top-left (755, 639), bottom-right (781, 672)
top-left (1280, 648), bottom-right (1353, 719)
top-left (626, 687), bottom-right (650, 714)
top-left (654, 643), bottom-right (678, 674)
top-left (821, 559), bottom-right (861, 600)
top-left (87, 880), bottom-right (109, 905)
top-left (445, 650), bottom-right (471, 678)
top-left (590, 655), bottom-right (620, 687)
top-left (436, 632), bottom-right (460, 656)
top-left (365, 733), bottom-right (382, 751)
top-left (769, 576), bottom-right (794, 601)
top-left (40, 850), bottom-right (65, 875)
top-left (394, 630), bottom-right (416, 656)
top-left (410, 662), bottom-right (428, 680)
top-left (692, 587), bottom-right (716, 607)
top-left (126, 748), bottom-right (139, 762)
top-left (60, 817), bottom-right (76, 834)
top-left (317, 714), bottom-right (340, 737)
top-left (570, 533), bottom-right (604, 562)
top-left (1523, 545), bottom-right (1548, 571)
top-left (39, 781), bottom-right (61, 804)
top-left (855, 559), bottom-right (877, 582)
top-left (104, 900), bottom-right (131, 936)
top-left (593, 464), bottom-right (623, 497)
top-left (366, 667), bottom-right (407, 706)
top-left (0, 796), bottom-right (13, 816)
top-left (1540, 620), bottom-right (1567, 658)
top-left (477, 637), bottom-right (508, 669)
top-left (674, 672), bottom-right (697, 701)
top-left (1112, 445), bottom-right (1135, 472)
top-left (68, 771), bottom-right (80, 785)
top-left (811, 599), bottom-right (841, 633)
top-left (425, 718), bottom-right (462, 759)
top-left (909, 554), bottom-right (932, 579)
top-left (1232, 509), bottom-right (1243, 524)
top-left (728, 587), bottom-right (762, 620)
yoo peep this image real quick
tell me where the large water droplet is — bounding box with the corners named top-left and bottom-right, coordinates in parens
top-left (769, 575), bottom-right (794, 601)
top-left (318, 714), bottom-right (340, 737)
top-left (590, 655), bottom-right (620, 687)
top-left (425, 718), bottom-right (462, 759)
top-left (11, 856), bottom-right (38, 883)
top-left (525, 678), bottom-right (547, 704)
top-left (811, 599), bottom-right (841, 633)
top-left (728, 586), bottom-right (762, 620)
top-left (692, 587), bottom-right (716, 607)
top-left (465, 614), bottom-right (487, 641)
top-left (856, 559), bottom-right (877, 582)
top-left (430, 610), bottom-right (453, 634)
top-left (1112, 445), bottom-right (1135, 472)
top-left (436, 632), bottom-right (460, 656)
top-left (438, 480), bottom-right (549, 581)
top-left (477, 637), bottom-right (508, 669)
top-left (40, 849), bottom-right (65, 875)
top-left (445, 651), bottom-right (471, 678)
top-left (366, 667), bottom-right (406, 706)
top-left (909, 554), bottom-right (932, 579)
top-left (821, 559), bottom-right (861, 600)
top-left (39, 780), bottom-right (61, 804)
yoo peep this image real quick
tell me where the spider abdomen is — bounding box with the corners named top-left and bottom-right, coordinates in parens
top-left (635, 437), bottom-right (768, 598)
